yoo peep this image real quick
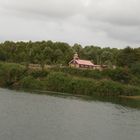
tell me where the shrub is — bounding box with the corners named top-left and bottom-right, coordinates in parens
top-left (46, 72), bottom-right (70, 92)
top-left (20, 76), bottom-right (44, 89)
top-left (45, 72), bottom-right (140, 96)
top-left (29, 69), bottom-right (50, 78)
top-left (130, 62), bottom-right (140, 76)
top-left (123, 85), bottom-right (140, 96)
top-left (104, 68), bottom-right (132, 84)
top-left (0, 63), bottom-right (140, 97)
top-left (0, 62), bottom-right (26, 86)
top-left (50, 67), bottom-right (103, 79)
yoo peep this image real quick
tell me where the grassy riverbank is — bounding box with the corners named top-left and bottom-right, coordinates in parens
top-left (120, 96), bottom-right (140, 100)
top-left (0, 62), bottom-right (140, 97)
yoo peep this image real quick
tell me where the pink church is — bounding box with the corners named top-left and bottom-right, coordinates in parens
top-left (69, 53), bottom-right (103, 70)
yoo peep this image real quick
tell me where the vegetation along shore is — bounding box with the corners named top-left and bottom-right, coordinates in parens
top-left (0, 40), bottom-right (140, 97)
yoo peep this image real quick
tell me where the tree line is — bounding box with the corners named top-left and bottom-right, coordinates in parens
top-left (0, 40), bottom-right (140, 74)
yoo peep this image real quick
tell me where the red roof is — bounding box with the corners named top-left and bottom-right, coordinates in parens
top-left (75, 59), bottom-right (94, 66)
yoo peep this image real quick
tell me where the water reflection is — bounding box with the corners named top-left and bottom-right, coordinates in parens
top-left (27, 89), bottom-right (140, 110)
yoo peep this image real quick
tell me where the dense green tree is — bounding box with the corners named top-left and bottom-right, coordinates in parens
top-left (130, 62), bottom-right (140, 76)
top-left (101, 51), bottom-right (113, 65)
top-left (117, 47), bottom-right (139, 67)
top-left (0, 41), bottom-right (139, 72)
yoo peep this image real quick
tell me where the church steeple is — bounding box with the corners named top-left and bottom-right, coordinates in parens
top-left (73, 52), bottom-right (79, 60)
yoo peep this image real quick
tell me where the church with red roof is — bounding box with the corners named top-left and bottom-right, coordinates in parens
top-left (69, 53), bottom-right (102, 70)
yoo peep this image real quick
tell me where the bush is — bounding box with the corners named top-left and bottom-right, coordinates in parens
top-left (50, 67), bottom-right (103, 79)
top-left (45, 72), bottom-right (140, 96)
top-left (20, 76), bottom-right (45, 89)
top-left (0, 62), bottom-right (139, 97)
top-left (50, 67), bottom-right (140, 86)
top-left (29, 69), bottom-right (50, 78)
top-left (130, 62), bottom-right (140, 76)
top-left (96, 80), bottom-right (123, 96)
top-left (0, 62), bottom-right (26, 86)
top-left (123, 85), bottom-right (140, 96)
top-left (46, 72), bottom-right (70, 92)
top-left (103, 68), bottom-right (132, 84)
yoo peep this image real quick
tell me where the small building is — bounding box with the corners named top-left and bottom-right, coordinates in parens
top-left (69, 53), bottom-right (95, 69)
top-left (69, 53), bottom-right (110, 70)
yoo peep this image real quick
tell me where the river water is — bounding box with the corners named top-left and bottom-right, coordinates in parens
top-left (0, 88), bottom-right (140, 140)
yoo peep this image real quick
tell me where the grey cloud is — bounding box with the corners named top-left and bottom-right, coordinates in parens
top-left (87, 0), bottom-right (140, 26)
top-left (1, 0), bottom-right (84, 19)
top-left (0, 0), bottom-right (140, 48)
top-left (101, 23), bottom-right (140, 43)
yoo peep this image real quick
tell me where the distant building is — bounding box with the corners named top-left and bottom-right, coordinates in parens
top-left (69, 53), bottom-right (105, 70)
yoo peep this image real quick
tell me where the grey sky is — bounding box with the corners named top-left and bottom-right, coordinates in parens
top-left (0, 0), bottom-right (140, 48)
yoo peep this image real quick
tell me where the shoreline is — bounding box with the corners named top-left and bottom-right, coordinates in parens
top-left (3, 87), bottom-right (140, 109)
top-left (0, 62), bottom-right (140, 97)
top-left (119, 96), bottom-right (140, 100)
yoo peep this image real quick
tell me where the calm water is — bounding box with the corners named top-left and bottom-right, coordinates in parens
top-left (0, 88), bottom-right (140, 140)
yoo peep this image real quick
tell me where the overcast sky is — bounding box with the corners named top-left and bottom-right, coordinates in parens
top-left (0, 0), bottom-right (140, 48)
